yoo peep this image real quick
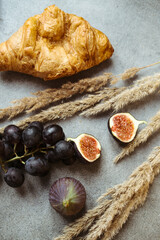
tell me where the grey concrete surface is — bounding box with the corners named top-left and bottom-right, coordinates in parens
top-left (0, 1), bottom-right (160, 240)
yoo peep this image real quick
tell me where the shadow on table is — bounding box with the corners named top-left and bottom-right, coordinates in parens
top-left (15, 163), bottom-right (56, 197)
top-left (54, 154), bottom-right (102, 180)
top-left (0, 170), bottom-right (3, 187)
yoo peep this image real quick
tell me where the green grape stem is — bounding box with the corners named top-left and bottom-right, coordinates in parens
top-left (0, 157), bottom-right (7, 173)
top-left (0, 145), bottom-right (55, 170)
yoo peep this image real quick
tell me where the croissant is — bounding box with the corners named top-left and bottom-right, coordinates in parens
top-left (0, 5), bottom-right (114, 81)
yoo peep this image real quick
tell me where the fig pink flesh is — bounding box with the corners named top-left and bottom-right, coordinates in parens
top-left (79, 135), bottom-right (100, 161)
top-left (111, 114), bottom-right (135, 142)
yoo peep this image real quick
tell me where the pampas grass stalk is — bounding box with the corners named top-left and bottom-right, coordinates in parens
top-left (83, 162), bottom-right (152, 240)
top-left (84, 182), bottom-right (149, 240)
top-left (1, 60), bottom-right (160, 121)
top-left (54, 146), bottom-right (160, 240)
top-left (0, 73), bottom-right (112, 120)
top-left (100, 185), bottom-right (149, 240)
top-left (0, 61), bottom-right (159, 121)
top-left (114, 109), bottom-right (160, 163)
top-left (113, 73), bottom-right (160, 112)
top-left (111, 60), bottom-right (160, 84)
top-left (0, 87), bottom-right (124, 133)
top-left (81, 73), bottom-right (160, 117)
top-left (54, 199), bottom-right (112, 240)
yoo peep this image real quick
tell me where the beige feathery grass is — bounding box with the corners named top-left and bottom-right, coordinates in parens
top-left (81, 73), bottom-right (160, 117)
top-left (0, 87), bottom-right (124, 133)
top-left (0, 60), bottom-right (160, 121)
top-left (0, 73), bottom-right (112, 120)
top-left (111, 60), bottom-right (160, 84)
top-left (99, 185), bottom-right (149, 240)
top-left (111, 67), bottom-right (140, 85)
top-left (113, 73), bottom-right (160, 112)
top-left (83, 163), bottom-right (152, 240)
top-left (0, 61), bottom-right (159, 121)
top-left (54, 146), bottom-right (160, 240)
top-left (114, 108), bottom-right (160, 163)
top-left (54, 199), bottom-right (112, 240)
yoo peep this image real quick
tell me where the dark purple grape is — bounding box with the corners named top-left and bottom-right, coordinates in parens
top-left (49, 177), bottom-right (86, 216)
top-left (7, 160), bottom-right (24, 169)
top-left (3, 141), bottom-right (14, 160)
top-left (42, 124), bottom-right (65, 145)
top-left (25, 154), bottom-right (49, 176)
top-left (15, 142), bottom-right (24, 156)
top-left (28, 121), bottom-right (43, 132)
top-left (55, 140), bottom-right (75, 160)
top-left (4, 125), bottom-right (21, 144)
top-left (0, 140), bottom-right (4, 156)
top-left (0, 133), bottom-right (3, 140)
top-left (45, 149), bottom-right (60, 163)
top-left (22, 126), bottom-right (42, 148)
top-left (4, 167), bottom-right (25, 188)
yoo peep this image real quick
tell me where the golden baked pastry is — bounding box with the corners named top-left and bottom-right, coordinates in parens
top-left (0, 5), bottom-right (114, 80)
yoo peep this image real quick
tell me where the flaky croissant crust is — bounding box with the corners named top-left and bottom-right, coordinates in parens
top-left (0, 5), bottom-right (114, 80)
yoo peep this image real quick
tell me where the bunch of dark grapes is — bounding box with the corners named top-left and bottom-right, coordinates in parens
top-left (0, 122), bottom-right (76, 188)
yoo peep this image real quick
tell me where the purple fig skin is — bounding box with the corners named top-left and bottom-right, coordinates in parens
top-left (108, 118), bottom-right (124, 146)
top-left (49, 177), bottom-right (86, 216)
top-left (72, 141), bottom-right (86, 163)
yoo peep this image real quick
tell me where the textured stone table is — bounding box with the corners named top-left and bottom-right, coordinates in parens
top-left (0, 1), bottom-right (160, 240)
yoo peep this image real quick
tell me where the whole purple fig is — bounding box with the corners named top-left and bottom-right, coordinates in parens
top-left (49, 177), bottom-right (86, 216)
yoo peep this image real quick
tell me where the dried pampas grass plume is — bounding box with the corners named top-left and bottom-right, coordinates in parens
top-left (111, 60), bottom-right (160, 84)
top-left (0, 87), bottom-right (124, 134)
top-left (54, 146), bottom-right (160, 240)
top-left (81, 73), bottom-right (160, 117)
top-left (121, 67), bottom-right (140, 81)
top-left (112, 73), bottom-right (160, 112)
top-left (0, 73), bottom-right (112, 120)
top-left (0, 60), bottom-right (159, 122)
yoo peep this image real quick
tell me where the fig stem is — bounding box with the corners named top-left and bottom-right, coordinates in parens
top-left (137, 120), bottom-right (147, 125)
top-left (63, 199), bottom-right (70, 208)
top-left (66, 137), bottom-right (74, 142)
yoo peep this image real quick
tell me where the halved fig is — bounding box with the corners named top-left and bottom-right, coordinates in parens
top-left (108, 113), bottom-right (147, 143)
top-left (67, 133), bottom-right (101, 162)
